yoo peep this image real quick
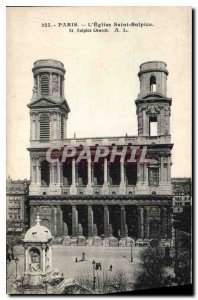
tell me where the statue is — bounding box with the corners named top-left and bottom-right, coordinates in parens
top-left (29, 248), bottom-right (41, 272)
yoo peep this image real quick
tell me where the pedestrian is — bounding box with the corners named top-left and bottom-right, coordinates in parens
top-left (82, 252), bottom-right (85, 261)
top-left (95, 263), bottom-right (99, 270)
top-left (75, 257), bottom-right (78, 263)
top-left (98, 262), bottom-right (102, 270)
top-left (109, 265), bottom-right (112, 272)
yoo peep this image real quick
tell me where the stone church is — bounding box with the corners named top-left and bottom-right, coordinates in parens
top-left (27, 59), bottom-right (173, 246)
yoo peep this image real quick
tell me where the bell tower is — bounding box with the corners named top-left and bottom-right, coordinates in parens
top-left (28, 59), bottom-right (70, 142)
top-left (135, 61), bottom-right (172, 136)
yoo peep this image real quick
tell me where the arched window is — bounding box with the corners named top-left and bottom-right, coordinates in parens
top-left (150, 75), bottom-right (156, 92)
top-left (40, 74), bottom-right (49, 96)
top-left (40, 114), bottom-right (50, 140)
top-left (41, 160), bottom-right (50, 186)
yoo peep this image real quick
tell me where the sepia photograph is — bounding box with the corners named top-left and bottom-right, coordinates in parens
top-left (6, 6), bottom-right (192, 295)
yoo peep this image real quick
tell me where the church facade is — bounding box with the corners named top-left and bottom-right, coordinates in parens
top-left (27, 59), bottom-right (173, 246)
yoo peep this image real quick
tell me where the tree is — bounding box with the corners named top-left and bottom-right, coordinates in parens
top-left (134, 246), bottom-right (173, 290)
top-left (75, 270), bottom-right (129, 294)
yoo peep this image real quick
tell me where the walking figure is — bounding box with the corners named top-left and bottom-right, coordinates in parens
top-left (98, 262), bottom-right (102, 270)
top-left (75, 257), bottom-right (78, 263)
top-left (109, 265), bottom-right (112, 272)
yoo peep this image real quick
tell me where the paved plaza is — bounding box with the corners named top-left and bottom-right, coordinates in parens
top-left (7, 245), bottom-right (142, 293)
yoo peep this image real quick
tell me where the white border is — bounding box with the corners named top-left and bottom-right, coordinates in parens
top-left (1, 1), bottom-right (196, 299)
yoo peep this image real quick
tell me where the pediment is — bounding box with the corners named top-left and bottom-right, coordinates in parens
top-left (27, 97), bottom-right (57, 108)
top-left (27, 98), bottom-right (70, 112)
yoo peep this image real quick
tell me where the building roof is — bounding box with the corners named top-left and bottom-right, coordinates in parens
top-left (171, 178), bottom-right (191, 195)
top-left (23, 214), bottom-right (52, 243)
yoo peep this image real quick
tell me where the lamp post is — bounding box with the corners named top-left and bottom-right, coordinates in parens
top-left (92, 260), bottom-right (96, 291)
top-left (14, 257), bottom-right (19, 279)
top-left (130, 240), bottom-right (133, 262)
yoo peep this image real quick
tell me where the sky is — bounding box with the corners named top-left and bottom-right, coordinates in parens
top-left (6, 6), bottom-right (192, 179)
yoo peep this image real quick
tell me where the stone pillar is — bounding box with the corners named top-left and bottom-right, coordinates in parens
top-left (91, 163), bottom-right (94, 184)
top-left (42, 245), bottom-right (46, 272)
top-left (144, 207), bottom-right (149, 239)
top-left (120, 159), bottom-right (125, 184)
top-left (119, 159), bottom-right (126, 193)
top-left (86, 158), bottom-right (93, 194)
top-left (72, 158), bottom-right (76, 185)
top-left (88, 206), bottom-right (93, 238)
top-left (57, 161), bottom-right (61, 185)
top-left (161, 206), bottom-right (168, 238)
top-left (37, 159), bottom-right (41, 186)
top-left (137, 161), bottom-right (141, 183)
top-left (160, 156), bottom-right (164, 183)
top-left (72, 205), bottom-right (78, 237)
top-left (88, 158), bottom-right (92, 185)
top-left (51, 206), bottom-right (57, 236)
top-left (56, 206), bottom-right (63, 236)
top-left (167, 155), bottom-right (171, 183)
top-left (104, 205), bottom-right (109, 238)
top-left (120, 205), bottom-right (127, 238)
top-left (144, 164), bottom-right (149, 184)
top-left (60, 163), bottom-right (63, 186)
top-left (104, 158), bottom-right (108, 183)
top-left (24, 246), bottom-right (28, 272)
top-left (102, 158), bottom-right (109, 194)
top-left (137, 206), bottom-right (144, 239)
top-left (70, 158), bottom-right (77, 194)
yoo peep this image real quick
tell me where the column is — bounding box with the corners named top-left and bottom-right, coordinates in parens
top-left (137, 161), bottom-right (141, 183)
top-left (87, 158), bottom-right (92, 186)
top-left (120, 205), bottom-right (127, 238)
top-left (167, 155), bottom-right (171, 183)
top-left (72, 158), bottom-right (76, 185)
top-left (88, 206), bottom-right (93, 238)
top-left (137, 206), bottom-right (144, 239)
top-left (161, 206), bottom-right (167, 238)
top-left (57, 161), bottom-right (61, 185)
top-left (104, 205), bottom-right (109, 238)
top-left (144, 207), bottom-right (149, 239)
top-left (42, 245), bottom-right (46, 272)
top-left (120, 159), bottom-right (125, 184)
top-left (70, 158), bottom-right (77, 194)
top-left (56, 206), bottom-right (63, 236)
top-left (144, 164), bottom-right (148, 184)
top-left (24, 246), bottom-right (28, 272)
top-left (91, 163), bottom-right (94, 184)
top-left (37, 159), bottom-right (41, 186)
top-left (60, 163), bottom-right (63, 186)
top-left (72, 205), bottom-right (78, 237)
top-left (160, 156), bottom-right (164, 183)
top-left (140, 164), bottom-right (144, 183)
top-left (104, 158), bottom-right (108, 184)
top-left (51, 206), bottom-right (57, 236)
